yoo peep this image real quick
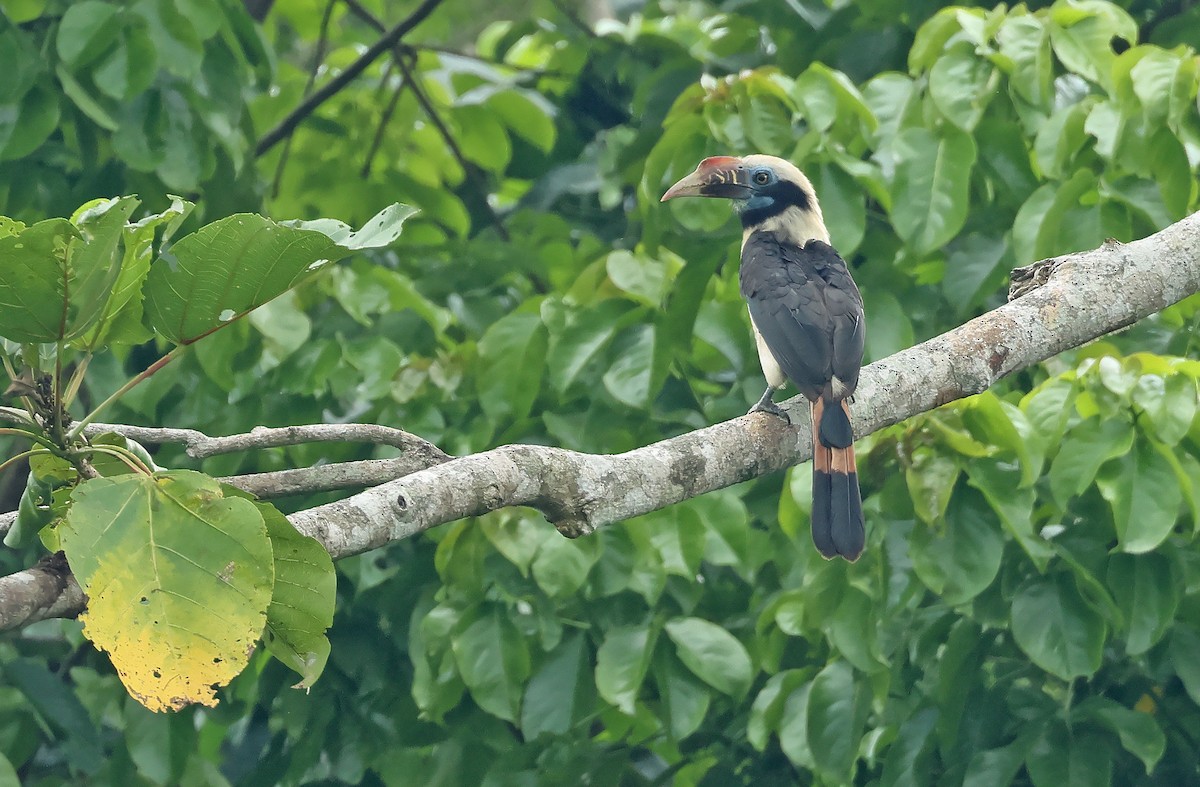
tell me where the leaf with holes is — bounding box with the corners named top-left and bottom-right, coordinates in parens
top-left (144, 205), bottom-right (412, 344)
top-left (58, 471), bottom-right (274, 712)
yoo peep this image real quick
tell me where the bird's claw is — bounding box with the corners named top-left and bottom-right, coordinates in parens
top-left (749, 400), bottom-right (790, 424)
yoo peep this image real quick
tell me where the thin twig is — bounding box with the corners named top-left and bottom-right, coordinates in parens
top-left (255, 0), bottom-right (445, 156)
top-left (77, 422), bottom-right (450, 462)
top-left (339, 0), bottom-right (512, 240)
top-left (393, 54), bottom-right (512, 241)
top-left (223, 456), bottom-right (447, 497)
top-left (361, 80), bottom-right (409, 177)
top-left (272, 0), bottom-right (337, 197)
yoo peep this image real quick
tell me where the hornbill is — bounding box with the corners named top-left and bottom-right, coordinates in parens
top-left (662, 155), bottom-right (866, 561)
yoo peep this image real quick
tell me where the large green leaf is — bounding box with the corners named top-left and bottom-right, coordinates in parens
top-left (1097, 437), bottom-right (1182, 553)
top-left (594, 624), bottom-right (656, 715)
top-left (144, 204), bottom-right (411, 343)
top-left (74, 197), bottom-right (194, 350)
top-left (890, 127), bottom-right (977, 256)
top-left (653, 650), bottom-right (712, 740)
top-left (664, 617), bottom-right (753, 698)
top-left (909, 490), bottom-right (1003, 605)
top-left (0, 218), bottom-right (81, 342)
top-left (748, 670), bottom-right (809, 752)
top-left (1106, 553), bottom-right (1181, 655)
top-left (58, 471), bottom-right (274, 712)
top-left (1026, 723), bottom-right (1112, 787)
top-left (521, 632), bottom-right (593, 739)
top-left (451, 607), bottom-right (531, 723)
top-left (476, 310), bottom-right (548, 422)
top-left (1076, 696), bottom-right (1165, 774)
top-left (806, 661), bottom-right (868, 783)
top-left (256, 500), bottom-right (335, 689)
top-left (929, 46), bottom-right (996, 131)
top-left (1011, 572), bottom-right (1106, 680)
top-left (1048, 416), bottom-right (1133, 507)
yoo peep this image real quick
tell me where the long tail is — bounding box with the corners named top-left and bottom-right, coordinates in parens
top-left (810, 397), bottom-right (865, 561)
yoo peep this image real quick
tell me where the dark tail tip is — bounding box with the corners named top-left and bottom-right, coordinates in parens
top-left (811, 469), bottom-right (865, 561)
top-left (818, 397), bottom-right (854, 448)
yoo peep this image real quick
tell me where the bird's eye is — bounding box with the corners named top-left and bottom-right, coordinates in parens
top-left (753, 170), bottom-right (770, 185)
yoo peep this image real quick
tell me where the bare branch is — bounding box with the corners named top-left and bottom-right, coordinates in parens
top-left (5, 213), bottom-right (1200, 629)
top-left (223, 457), bottom-right (447, 498)
top-left (340, 0), bottom-right (513, 240)
top-left (0, 552), bottom-right (83, 631)
top-left (255, 0), bottom-right (445, 156)
top-left (78, 422), bottom-right (449, 461)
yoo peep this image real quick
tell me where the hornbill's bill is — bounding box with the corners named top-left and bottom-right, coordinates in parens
top-left (662, 155), bottom-right (867, 561)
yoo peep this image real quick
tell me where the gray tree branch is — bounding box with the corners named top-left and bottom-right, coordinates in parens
top-left (4, 213), bottom-right (1200, 630)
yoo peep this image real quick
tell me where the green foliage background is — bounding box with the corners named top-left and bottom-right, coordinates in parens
top-left (3, 0), bottom-right (1200, 784)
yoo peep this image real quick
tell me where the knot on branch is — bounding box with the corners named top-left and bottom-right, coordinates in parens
top-left (1009, 256), bottom-right (1066, 301)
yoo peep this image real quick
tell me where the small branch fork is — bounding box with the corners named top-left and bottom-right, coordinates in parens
top-left (4, 213), bottom-right (1200, 630)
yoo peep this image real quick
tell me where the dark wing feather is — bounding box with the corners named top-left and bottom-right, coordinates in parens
top-left (740, 233), bottom-right (865, 400)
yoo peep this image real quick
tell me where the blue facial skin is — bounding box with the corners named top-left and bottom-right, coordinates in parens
top-left (737, 167), bottom-right (777, 215)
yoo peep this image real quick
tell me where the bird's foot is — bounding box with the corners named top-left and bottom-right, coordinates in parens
top-left (749, 389), bottom-right (790, 424)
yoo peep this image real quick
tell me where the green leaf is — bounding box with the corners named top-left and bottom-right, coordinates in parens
top-left (256, 499), bottom-right (335, 689)
top-left (531, 533), bottom-right (601, 597)
top-left (909, 489), bottom-right (1003, 605)
top-left (808, 162), bottom-right (866, 255)
top-left (0, 753), bottom-right (16, 787)
top-left (76, 196), bottom-right (194, 350)
top-left (521, 632), bottom-right (593, 738)
top-left (476, 311), bottom-right (548, 422)
top-left (1035, 102), bottom-right (1090, 179)
top-left (1011, 572), bottom-right (1106, 680)
top-left (879, 707), bottom-right (937, 787)
top-left (3, 658), bottom-right (103, 773)
top-left (1169, 624), bottom-right (1200, 705)
top-left (1076, 696), bottom-right (1165, 774)
top-left (998, 13), bottom-right (1053, 108)
top-left (59, 471), bottom-right (274, 711)
top-left (1048, 416), bottom-right (1133, 507)
top-left (778, 681), bottom-right (815, 769)
top-left (968, 458), bottom-right (1051, 569)
top-left (145, 206), bottom-right (409, 344)
top-left (1026, 722), bottom-right (1112, 787)
top-left (748, 669), bottom-right (809, 751)
top-left (806, 661), bottom-right (868, 783)
top-left (546, 299), bottom-right (631, 393)
top-left (56, 0), bottom-right (121, 67)
top-left (1106, 552), bottom-right (1180, 655)
top-left (890, 127), bottom-right (977, 256)
top-left (1134, 372), bottom-right (1197, 445)
top-left (963, 736), bottom-right (1035, 787)
top-left (485, 89), bottom-right (556, 153)
top-left (594, 624), bottom-right (656, 715)
top-left (0, 80), bottom-right (59, 161)
top-left (653, 651), bottom-right (712, 740)
top-left (1097, 438), bottom-right (1182, 553)
top-left (144, 216), bottom-right (338, 343)
top-left (65, 196), bottom-right (141, 339)
top-left (905, 445), bottom-right (959, 525)
top-left (606, 249), bottom-right (673, 306)
top-left (827, 586), bottom-right (885, 674)
top-left (0, 218), bottom-right (82, 342)
top-left (928, 46), bottom-right (995, 131)
top-left (602, 324), bottom-right (656, 409)
top-left (1048, 0), bottom-right (1137, 91)
top-left (285, 203), bottom-right (417, 251)
top-left (451, 607), bottom-right (531, 722)
top-left (664, 617), bottom-right (753, 698)
top-left (936, 619), bottom-right (983, 750)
